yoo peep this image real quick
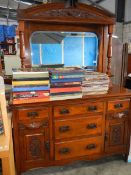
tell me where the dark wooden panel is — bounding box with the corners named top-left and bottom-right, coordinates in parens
top-left (128, 54), bottom-right (131, 74)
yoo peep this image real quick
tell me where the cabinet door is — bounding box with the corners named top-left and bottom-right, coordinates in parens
top-left (105, 111), bottom-right (129, 153)
top-left (18, 121), bottom-right (49, 167)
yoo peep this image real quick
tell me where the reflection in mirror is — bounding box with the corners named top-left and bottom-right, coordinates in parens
top-left (30, 32), bottom-right (98, 69)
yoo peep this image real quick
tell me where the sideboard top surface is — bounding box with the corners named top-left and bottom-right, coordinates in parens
top-left (11, 85), bottom-right (131, 107)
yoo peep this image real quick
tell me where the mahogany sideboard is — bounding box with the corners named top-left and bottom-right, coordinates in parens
top-left (12, 85), bottom-right (131, 175)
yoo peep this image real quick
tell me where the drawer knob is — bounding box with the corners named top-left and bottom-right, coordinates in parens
top-left (88, 106), bottom-right (97, 111)
top-left (59, 126), bottom-right (70, 132)
top-left (87, 123), bottom-right (97, 129)
top-left (59, 109), bottom-right (69, 114)
top-left (114, 103), bottom-right (123, 109)
top-left (86, 144), bottom-right (96, 150)
top-left (27, 111), bottom-right (38, 118)
top-left (59, 148), bottom-right (70, 154)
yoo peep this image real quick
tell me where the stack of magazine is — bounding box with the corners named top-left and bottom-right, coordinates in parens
top-left (50, 67), bottom-right (84, 100)
top-left (82, 71), bottom-right (109, 95)
top-left (12, 68), bottom-right (50, 104)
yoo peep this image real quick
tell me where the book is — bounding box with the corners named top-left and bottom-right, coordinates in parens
top-left (12, 86), bottom-right (50, 92)
top-left (13, 77), bottom-right (49, 81)
top-left (50, 94), bottom-right (82, 101)
top-left (13, 97), bottom-right (50, 104)
top-left (13, 91), bottom-right (49, 99)
top-left (50, 78), bottom-right (82, 83)
top-left (51, 82), bottom-right (81, 87)
top-left (12, 80), bottom-right (49, 86)
top-left (50, 87), bottom-right (81, 93)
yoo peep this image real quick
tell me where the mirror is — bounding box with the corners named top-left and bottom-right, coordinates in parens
top-left (30, 31), bottom-right (98, 69)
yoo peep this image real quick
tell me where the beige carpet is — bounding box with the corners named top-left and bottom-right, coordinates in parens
top-left (22, 155), bottom-right (131, 175)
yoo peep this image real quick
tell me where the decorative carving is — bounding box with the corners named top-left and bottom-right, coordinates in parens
top-left (29, 136), bottom-right (42, 157)
top-left (107, 111), bottom-right (128, 120)
top-left (19, 120), bottom-right (48, 130)
top-left (111, 125), bottom-right (122, 145)
top-left (33, 9), bottom-right (100, 19)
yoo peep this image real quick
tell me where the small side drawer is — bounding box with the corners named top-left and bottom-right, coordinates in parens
top-left (55, 115), bottom-right (102, 139)
top-left (18, 107), bottom-right (49, 121)
top-left (108, 99), bottom-right (130, 112)
top-left (54, 102), bottom-right (104, 118)
top-left (55, 137), bottom-right (102, 160)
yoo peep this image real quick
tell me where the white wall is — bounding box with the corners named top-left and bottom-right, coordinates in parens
top-left (125, 0), bottom-right (131, 22)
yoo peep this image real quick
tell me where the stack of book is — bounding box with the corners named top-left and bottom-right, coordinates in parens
top-left (50, 67), bottom-right (84, 100)
top-left (12, 68), bottom-right (50, 104)
top-left (82, 71), bottom-right (109, 95)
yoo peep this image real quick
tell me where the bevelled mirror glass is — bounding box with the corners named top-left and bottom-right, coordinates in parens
top-left (30, 31), bottom-right (98, 69)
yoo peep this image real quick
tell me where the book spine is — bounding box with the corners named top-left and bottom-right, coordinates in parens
top-left (51, 78), bottom-right (82, 83)
top-left (13, 86), bottom-right (50, 92)
top-left (12, 80), bottom-right (49, 86)
top-left (50, 87), bottom-right (81, 93)
top-left (13, 97), bottom-right (50, 104)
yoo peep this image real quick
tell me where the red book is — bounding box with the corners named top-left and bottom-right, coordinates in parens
top-left (13, 97), bottom-right (50, 104)
top-left (50, 87), bottom-right (81, 93)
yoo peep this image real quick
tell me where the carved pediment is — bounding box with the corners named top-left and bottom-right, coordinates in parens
top-left (18, 3), bottom-right (115, 25)
top-left (33, 8), bottom-right (99, 19)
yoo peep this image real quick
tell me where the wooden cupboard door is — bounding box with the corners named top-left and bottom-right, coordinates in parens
top-left (19, 126), bottom-right (49, 163)
top-left (105, 112), bottom-right (129, 153)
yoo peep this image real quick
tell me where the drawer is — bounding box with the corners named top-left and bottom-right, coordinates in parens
top-left (18, 107), bottom-right (49, 121)
top-left (54, 102), bottom-right (104, 118)
top-left (108, 99), bottom-right (130, 112)
top-left (55, 137), bottom-right (102, 160)
top-left (55, 115), bottom-right (102, 139)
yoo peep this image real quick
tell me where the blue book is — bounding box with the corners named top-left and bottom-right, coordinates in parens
top-left (51, 78), bottom-right (82, 83)
top-left (13, 86), bottom-right (50, 92)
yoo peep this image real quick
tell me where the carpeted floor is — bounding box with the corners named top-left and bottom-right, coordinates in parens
top-left (22, 155), bottom-right (131, 175)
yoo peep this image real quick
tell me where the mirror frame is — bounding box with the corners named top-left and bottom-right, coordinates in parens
top-left (18, 2), bottom-right (115, 76)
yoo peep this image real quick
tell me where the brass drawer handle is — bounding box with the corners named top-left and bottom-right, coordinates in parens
top-left (59, 126), bottom-right (70, 132)
top-left (114, 103), bottom-right (123, 109)
top-left (88, 106), bottom-right (97, 111)
top-left (59, 148), bottom-right (70, 154)
top-left (27, 111), bottom-right (38, 118)
top-left (59, 108), bottom-right (70, 114)
top-left (87, 123), bottom-right (97, 129)
top-left (86, 144), bottom-right (96, 150)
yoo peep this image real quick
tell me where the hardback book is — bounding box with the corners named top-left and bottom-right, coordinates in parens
top-left (13, 91), bottom-right (49, 99)
top-left (50, 87), bottom-right (81, 93)
top-left (50, 78), bottom-right (82, 83)
top-left (12, 86), bottom-right (50, 92)
top-left (12, 80), bottom-right (49, 86)
top-left (13, 97), bottom-right (50, 104)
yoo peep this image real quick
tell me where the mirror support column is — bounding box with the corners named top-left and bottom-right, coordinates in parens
top-left (107, 25), bottom-right (113, 77)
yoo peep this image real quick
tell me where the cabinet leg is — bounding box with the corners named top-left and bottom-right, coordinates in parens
top-left (123, 154), bottom-right (128, 162)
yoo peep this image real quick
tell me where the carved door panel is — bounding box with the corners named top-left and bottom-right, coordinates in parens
top-left (105, 112), bottom-right (128, 153)
top-left (19, 124), bottom-right (49, 164)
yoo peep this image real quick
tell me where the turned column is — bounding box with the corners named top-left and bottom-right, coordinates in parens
top-left (19, 31), bottom-right (25, 68)
top-left (106, 25), bottom-right (113, 76)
